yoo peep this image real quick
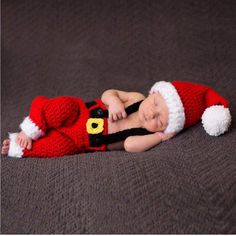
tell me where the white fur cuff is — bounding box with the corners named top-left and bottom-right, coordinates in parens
top-left (8, 133), bottom-right (24, 158)
top-left (20, 116), bottom-right (44, 140)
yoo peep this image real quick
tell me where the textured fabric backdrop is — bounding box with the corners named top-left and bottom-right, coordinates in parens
top-left (1, 0), bottom-right (236, 233)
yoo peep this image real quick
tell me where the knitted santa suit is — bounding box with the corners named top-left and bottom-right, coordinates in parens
top-left (8, 96), bottom-right (108, 158)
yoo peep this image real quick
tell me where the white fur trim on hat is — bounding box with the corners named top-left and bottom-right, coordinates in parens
top-left (150, 81), bottom-right (185, 134)
top-left (201, 105), bottom-right (231, 136)
top-left (8, 133), bottom-right (23, 158)
top-left (20, 116), bottom-right (45, 140)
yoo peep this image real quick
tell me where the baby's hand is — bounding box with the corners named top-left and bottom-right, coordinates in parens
top-left (16, 131), bottom-right (32, 150)
top-left (158, 132), bottom-right (175, 141)
top-left (108, 101), bottom-right (127, 122)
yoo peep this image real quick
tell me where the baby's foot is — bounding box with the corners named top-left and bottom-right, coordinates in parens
top-left (1, 139), bottom-right (10, 155)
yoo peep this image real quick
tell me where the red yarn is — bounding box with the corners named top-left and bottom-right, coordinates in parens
top-left (23, 96), bottom-right (108, 158)
top-left (172, 81), bottom-right (229, 129)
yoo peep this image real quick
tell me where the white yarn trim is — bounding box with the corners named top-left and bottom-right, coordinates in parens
top-left (150, 81), bottom-right (185, 133)
top-left (201, 105), bottom-right (231, 136)
top-left (8, 133), bottom-right (24, 158)
top-left (20, 116), bottom-right (44, 140)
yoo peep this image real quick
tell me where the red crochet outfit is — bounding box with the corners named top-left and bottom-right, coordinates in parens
top-left (9, 96), bottom-right (108, 158)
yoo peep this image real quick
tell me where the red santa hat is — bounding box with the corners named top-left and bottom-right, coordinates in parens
top-left (149, 81), bottom-right (232, 136)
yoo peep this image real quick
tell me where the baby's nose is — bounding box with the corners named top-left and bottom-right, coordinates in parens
top-left (148, 111), bottom-right (155, 119)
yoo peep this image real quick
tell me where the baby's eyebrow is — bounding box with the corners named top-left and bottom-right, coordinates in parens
top-left (154, 97), bottom-right (158, 105)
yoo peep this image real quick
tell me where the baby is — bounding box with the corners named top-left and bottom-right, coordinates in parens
top-left (1, 81), bottom-right (232, 158)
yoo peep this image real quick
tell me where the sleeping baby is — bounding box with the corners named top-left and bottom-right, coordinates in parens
top-left (1, 81), bottom-right (232, 158)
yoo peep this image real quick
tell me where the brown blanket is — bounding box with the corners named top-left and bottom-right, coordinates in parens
top-left (1, 0), bottom-right (236, 233)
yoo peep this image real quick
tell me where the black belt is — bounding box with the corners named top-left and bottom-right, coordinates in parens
top-left (85, 100), bottom-right (153, 147)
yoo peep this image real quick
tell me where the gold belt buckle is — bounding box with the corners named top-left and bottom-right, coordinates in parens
top-left (86, 118), bottom-right (104, 134)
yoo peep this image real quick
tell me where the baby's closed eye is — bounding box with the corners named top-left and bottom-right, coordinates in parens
top-left (157, 118), bottom-right (162, 127)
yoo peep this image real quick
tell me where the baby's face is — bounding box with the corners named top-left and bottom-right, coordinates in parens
top-left (139, 92), bottom-right (169, 132)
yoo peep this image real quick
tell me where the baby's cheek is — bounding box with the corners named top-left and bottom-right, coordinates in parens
top-left (146, 121), bottom-right (158, 132)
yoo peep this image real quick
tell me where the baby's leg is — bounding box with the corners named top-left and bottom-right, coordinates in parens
top-left (7, 130), bottom-right (80, 158)
top-left (20, 96), bottom-right (82, 140)
top-left (4, 96), bottom-right (84, 157)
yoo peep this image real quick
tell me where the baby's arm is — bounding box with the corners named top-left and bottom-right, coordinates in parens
top-left (101, 89), bottom-right (145, 122)
top-left (124, 132), bottom-right (175, 153)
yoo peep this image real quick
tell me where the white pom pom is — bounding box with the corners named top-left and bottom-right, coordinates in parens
top-left (201, 105), bottom-right (231, 136)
